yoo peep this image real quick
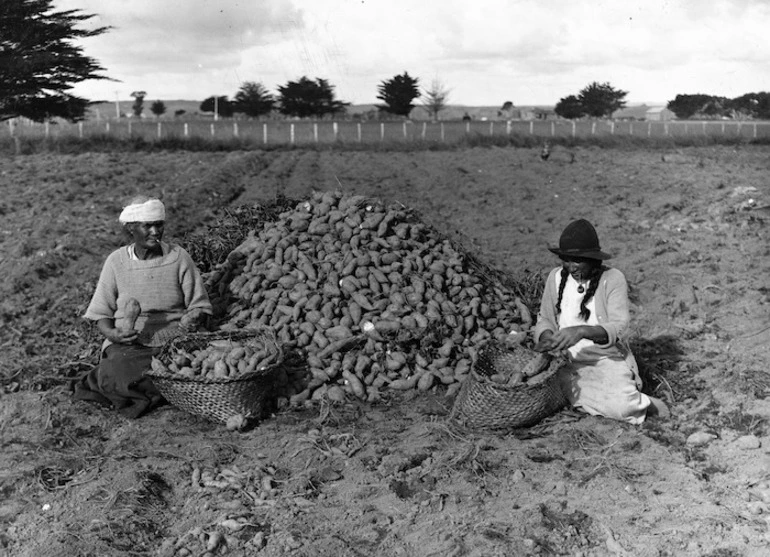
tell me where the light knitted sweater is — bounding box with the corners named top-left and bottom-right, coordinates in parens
top-left (84, 242), bottom-right (212, 347)
top-left (534, 266), bottom-right (630, 362)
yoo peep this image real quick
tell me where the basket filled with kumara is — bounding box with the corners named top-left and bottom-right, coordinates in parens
top-left (449, 340), bottom-right (568, 430)
top-left (147, 328), bottom-right (283, 428)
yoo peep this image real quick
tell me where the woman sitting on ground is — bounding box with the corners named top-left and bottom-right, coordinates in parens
top-left (73, 196), bottom-right (212, 418)
top-left (533, 218), bottom-right (669, 424)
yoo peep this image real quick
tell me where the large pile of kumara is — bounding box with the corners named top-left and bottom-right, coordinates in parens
top-left (204, 191), bottom-right (534, 405)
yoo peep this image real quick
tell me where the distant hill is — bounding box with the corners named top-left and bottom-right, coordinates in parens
top-left (87, 99), bottom-right (203, 119)
top-left (85, 100), bottom-right (555, 121)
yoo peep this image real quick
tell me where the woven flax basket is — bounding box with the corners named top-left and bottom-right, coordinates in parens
top-left (450, 341), bottom-right (567, 430)
top-left (145, 329), bottom-right (283, 425)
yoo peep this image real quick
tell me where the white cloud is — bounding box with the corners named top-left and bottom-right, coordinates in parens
top-left (53, 0), bottom-right (770, 106)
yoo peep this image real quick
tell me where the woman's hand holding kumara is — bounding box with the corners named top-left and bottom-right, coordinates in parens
top-left (535, 327), bottom-right (585, 352)
top-left (180, 308), bottom-right (206, 332)
top-left (106, 327), bottom-right (139, 344)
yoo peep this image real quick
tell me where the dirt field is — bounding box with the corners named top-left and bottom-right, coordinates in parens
top-left (1, 143), bottom-right (769, 557)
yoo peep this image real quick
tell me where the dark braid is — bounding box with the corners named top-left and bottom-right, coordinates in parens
top-left (578, 265), bottom-right (606, 321)
top-left (555, 267), bottom-right (569, 315)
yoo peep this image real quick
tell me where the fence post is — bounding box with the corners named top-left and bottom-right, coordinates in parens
top-left (421, 122), bottom-right (427, 140)
top-left (357, 122), bottom-right (362, 143)
top-left (529, 121), bottom-right (534, 135)
top-left (78, 122), bottom-right (83, 138)
top-left (313, 122), bottom-right (318, 143)
top-left (703, 121), bottom-right (706, 135)
top-left (506, 120), bottom-right (512, 135)
top-left (403, 121), bottom-right (407, 139)
top-left (721, 122), bottom-right (725, 134)
top-left (629, 122), bottom-right (633, 136)
top-left (610, 121), bottom-right (614, 135)
top-left (551, 121), bottom-right (555, 136)
top-left (333, 122), bottom-right (338, 141)
top-left (157, 122), bottom-right (162, 139)
top-left (571, 120), bottom-right (576, 138)
top-left (684, 122), bottom-right (688, 136)
top-left (7, 120), bottom-right (13, 136)
top-left (664, 123), bottom-right (669, 136)
top-left (263, 123), bottom-right (267, 144)
top-left (233, 122), bottom-right (239, 137)
top-left (754, 122), bottom-right (757, 139)
top-left (290, 123), bottom-right (295, 144)
top-left (210, 123), bottom-right (215, 137)
top-left (45, 121), bottom-right (50, 138)
top-left (440, 123), bottom-right (445, 142)
top-left (465, 121), bottom-right (470, 134)
top-left (737, 122), bottom-right (741, 137)
top-left (591, 122), bottom-right (596, 136)
top-left (380, 123), bottom-right (385, 141)
top-left (105, 122), bottom-right (110, 134)
top-left (647, 122), bottom-right (651, 137)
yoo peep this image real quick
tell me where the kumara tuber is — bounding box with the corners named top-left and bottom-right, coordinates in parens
top-left (123, 298), bottom-right (141, 333)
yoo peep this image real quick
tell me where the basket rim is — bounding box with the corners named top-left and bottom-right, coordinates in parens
top-left (145, 362), bottom-right (280, 383)
top-left (469, 356), bottom-right (564, 392)
top-left (149, 327), bottom-right (282, 382)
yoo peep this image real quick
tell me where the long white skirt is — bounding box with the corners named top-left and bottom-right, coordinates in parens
top-left (557, 355), bottom-right (650, 425)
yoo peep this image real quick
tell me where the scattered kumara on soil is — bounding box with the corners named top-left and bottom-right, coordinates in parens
top-left (1, 143), bottom-right (769, 556)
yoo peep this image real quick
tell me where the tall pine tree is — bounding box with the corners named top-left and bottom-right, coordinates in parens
top-left (0, 0), bottom-right (110, 121)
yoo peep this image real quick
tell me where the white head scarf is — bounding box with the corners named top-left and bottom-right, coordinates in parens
top-left (118, 198), bottom-right (166, 224)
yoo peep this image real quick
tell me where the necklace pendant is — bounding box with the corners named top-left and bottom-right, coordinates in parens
top-left (577, 285), bottom-right (585, 294)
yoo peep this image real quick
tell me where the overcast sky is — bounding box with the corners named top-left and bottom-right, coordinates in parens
top-left (54, 0), bottom-right (770, 107)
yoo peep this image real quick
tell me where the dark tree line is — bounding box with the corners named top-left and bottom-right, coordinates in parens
top-left (554, 82), bottom-right (628, 119)
top-left (200, 77), bottom-right (350, 119)
top-left (667, 93), bottom-right (770, 120)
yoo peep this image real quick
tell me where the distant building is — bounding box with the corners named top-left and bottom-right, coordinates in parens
top-left (613, 105), bottom-right (651, 121)
top-left (645, 107), bottom-right (675, 121)
top-left (613, 105), bottom-right (675, 121)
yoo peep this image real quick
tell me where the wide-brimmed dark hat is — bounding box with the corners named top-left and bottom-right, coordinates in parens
top-left (547, 219), bottom-right (612, 260)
